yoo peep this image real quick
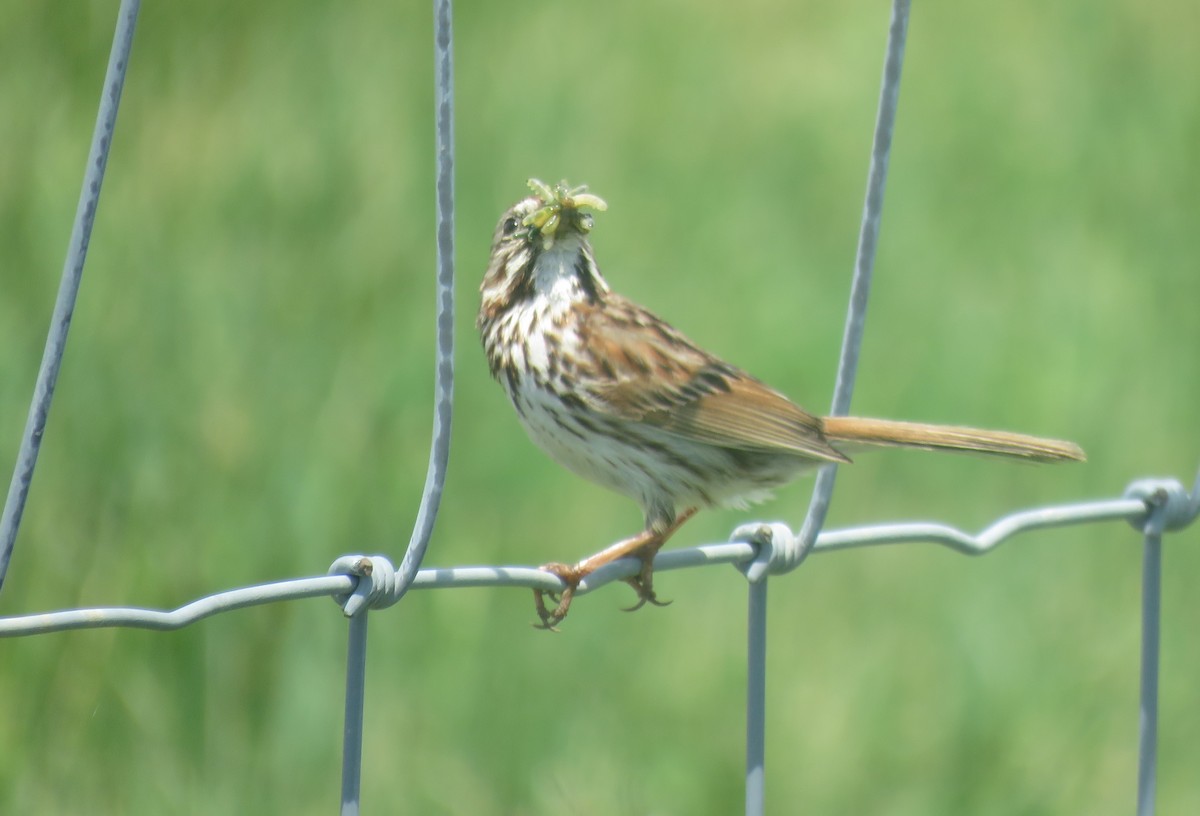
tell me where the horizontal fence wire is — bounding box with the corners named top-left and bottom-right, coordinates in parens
top-left (1, 479), bottom-right (1193, 639)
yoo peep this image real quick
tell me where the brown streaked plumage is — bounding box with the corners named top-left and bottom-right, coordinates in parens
top-left (479, 180), bottom-right (1085, 629)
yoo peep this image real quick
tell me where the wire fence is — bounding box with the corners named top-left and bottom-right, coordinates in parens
top-left (2, 2), bottom-right (1197, 815)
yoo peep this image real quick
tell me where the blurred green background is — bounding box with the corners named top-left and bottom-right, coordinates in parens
top-left (1, 1), bottom-right (1197, 813)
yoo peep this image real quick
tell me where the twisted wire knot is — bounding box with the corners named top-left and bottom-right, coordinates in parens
top-left (1123, 478), bottom-right (1198, 535)
top-left (732, 521), bottom-right (812, 582)
top-left (328, 555), bottom-right (402, 617)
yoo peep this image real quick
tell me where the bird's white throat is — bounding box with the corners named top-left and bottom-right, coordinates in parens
top-left (531, 233), bottom-right (590, 305)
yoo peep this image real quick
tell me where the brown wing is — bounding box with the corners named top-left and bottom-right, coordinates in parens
top-left (576, 295), bottom-right (850, 464)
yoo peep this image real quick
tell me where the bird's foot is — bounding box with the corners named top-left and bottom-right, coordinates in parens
top-left (621, 551), bottom-right (671, 613)
top-left (533, 562), bottom-right (582, 631)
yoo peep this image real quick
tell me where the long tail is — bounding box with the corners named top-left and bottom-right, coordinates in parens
top-left (822, 416), bottom-right (1086, 463)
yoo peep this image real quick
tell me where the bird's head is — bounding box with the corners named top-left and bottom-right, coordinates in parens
top-left (479, 179), bottom-right (609, 323)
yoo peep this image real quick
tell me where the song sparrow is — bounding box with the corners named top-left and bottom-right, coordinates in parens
top-left (479, 179), bottom-right (1085, 629)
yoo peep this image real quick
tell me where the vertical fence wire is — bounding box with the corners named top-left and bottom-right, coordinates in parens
top-left (340, 612), bottom-right (370, 816)
top-left (743, 2), bottom-right (912, 813)
top-left (1136, 527), bottom-right (1162, 816)
top-left (798, 0), bottom-right (912, 556)
top-left (335, 4), bottom-right (456, 812)
top-left (744, 581), bottom-right (769, 815)
top-left (390, 0), bottom-right (457, 603)
top-left (0, 0), bottom-right (141, 592)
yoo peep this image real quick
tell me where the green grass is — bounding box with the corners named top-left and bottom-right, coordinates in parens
top-left (1, 1), bottom-right (1197, 813)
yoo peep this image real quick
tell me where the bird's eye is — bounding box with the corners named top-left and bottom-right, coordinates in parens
top-left (501, 216), bottom-right (519, 237)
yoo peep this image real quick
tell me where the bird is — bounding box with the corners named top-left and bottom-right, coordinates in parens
top-left (477, 179), bottom-right (1085, 629)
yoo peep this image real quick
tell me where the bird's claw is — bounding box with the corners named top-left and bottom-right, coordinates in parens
top-left (620, 583), bottom-right (672, 612)
top-left (620, 557), bottom-right (670, 612)
top-left (533, 562), bottom-right (581, 630)
top-left (532, 587), bottom-right (573, 631)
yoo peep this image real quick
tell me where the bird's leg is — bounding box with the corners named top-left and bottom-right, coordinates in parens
top-left (532, 508), bottom-right (697, 629)
top-left (620, 508), bottom-right (697, 612)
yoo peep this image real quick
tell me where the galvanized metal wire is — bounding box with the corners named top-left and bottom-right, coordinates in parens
top-left (395, 0), bottom-right (457, 603)
top-left (1122, 474), bottom-right (1199, 816)
top-left (3, 482), bottom-right (1192, 638)
top-left (742, 3), bottom-right (911, 810)
top-left (335, 3), bottom-right (457, 811)
top-left (1, 2), bottom-right (1196, 815)
top-left (1138, 525), bottom-right (1162, 816)
top-left (0, 0), bottom-right (142, 592)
